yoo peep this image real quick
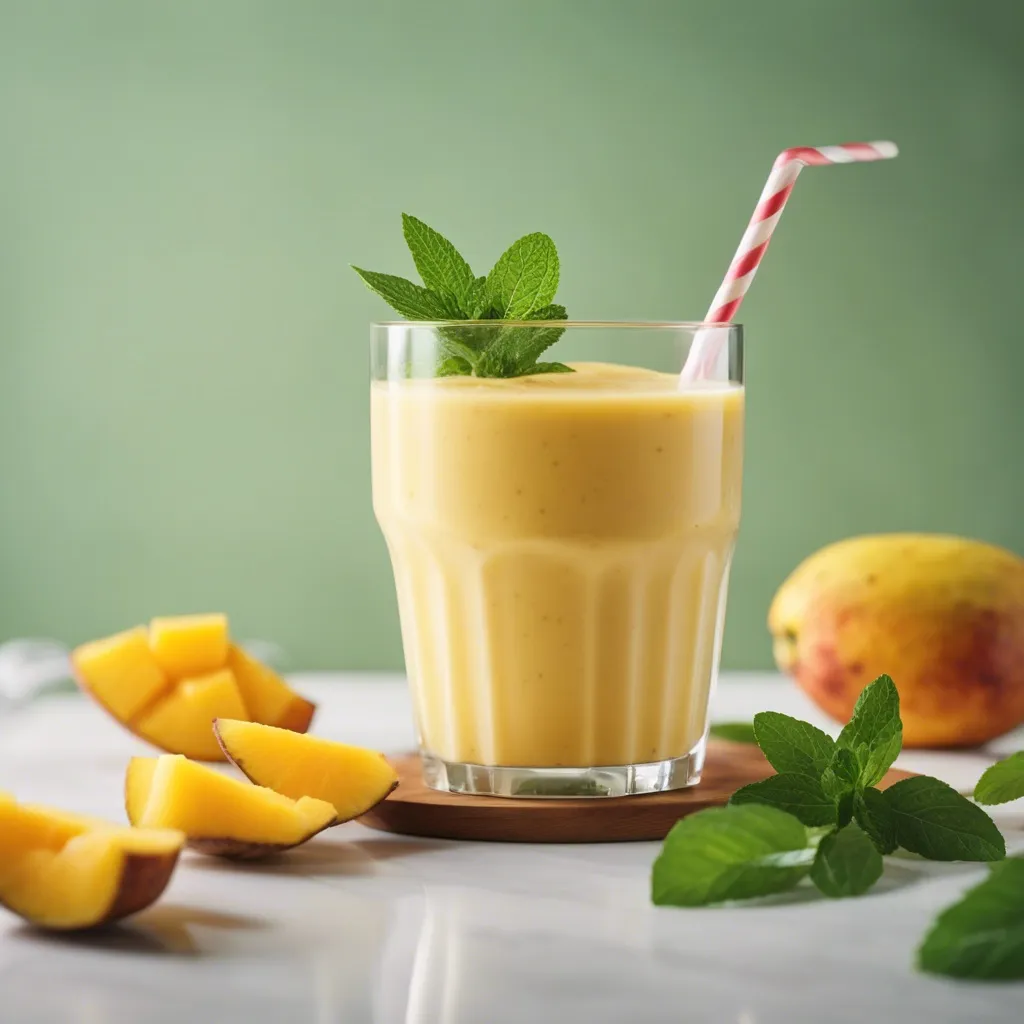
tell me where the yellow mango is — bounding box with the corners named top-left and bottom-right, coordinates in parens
top-left (228, 644), bottom-right (316, 733)
top-left (213, 719), bottom-right (397, 823)
top-left (134, 669), bottom-right (248, 762)
top-left (71, 626), bottom-right (171, 721)
top-left (0, 796), bottom-right (183, 931)
top-left (770, 533), bottom-right (1024, 748)
top-left (149, 613), bottom-right (229, 677)
top-left (126, 755), bottom-right (337, 859)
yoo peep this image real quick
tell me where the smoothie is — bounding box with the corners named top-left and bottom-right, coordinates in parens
top-left (371, 361), bottom-right (744, 769)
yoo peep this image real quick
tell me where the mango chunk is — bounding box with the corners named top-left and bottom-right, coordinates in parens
top-left (71, 626), bottom-right (171, 721)
top-left (228, 644), bottom-right (316, 733)
top-left (72, 615), bottom-right (316, 760)
top-left (134, 669), bottom-right (248, 762)
top-left (0, 795), bottom-right (183, 930)
top-left (214, 719), bottom-right (398, 823)
top-left (149, 614), bottom-right (229, 678)
top-left (126, 755), bottom-right (337, 860)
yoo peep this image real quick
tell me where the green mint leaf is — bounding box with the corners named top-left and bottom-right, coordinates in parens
top-left (854, 787), bottom-right (898, 854)
top-left (436, 356), bottom-right (472, 377)
top-left (652, 804), bottom-right (813, 907)
top-left (821, 747), bottom-right (861, 800)
top-left (519, 361), bottom-right (573, 375)
top-left (810, 824), bottom-right (884, 899)
top-left (709, 722), bottom-right (758, 745)
top-left (836, 674), bottom-right (903, 788)
top-left (884, 776), bottom-right (1006, 862)
top-left (836, 791), bottom-right (855, 829)
top-left (484, 232), bottom-right (559, 319)
top-left (401, 214), bottom-right (475, 306)
top-left (975, 752), bottom-right (1024, 806)
top-left (917, 858), bottom-right (1024, 980)
top-left (475, 322), bottom-right (567, 378)
top-left (730, 773), bottom-right (837, 827)
top-left (352, 267), bottom-right (460, 320)
top-left (525, 302), bottom-right (568, 321)
top-left (466, 276), bottom-right (489, 318)
top-left (752, 711), bottom-right (835, 779)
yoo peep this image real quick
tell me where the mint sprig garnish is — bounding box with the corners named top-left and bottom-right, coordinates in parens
top-left (651, 674), bottom-right (1007, 910)
top-left (974, 751), bottom-right (1024, 806)
top-left (353, 215), bottom-right (571, 378)
top-left (917, 858), bottom-right (1024, 980)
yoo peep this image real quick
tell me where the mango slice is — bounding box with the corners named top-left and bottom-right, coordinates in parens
top-left (149, 614), bottom-right (229, 677)
top-left (71, 627), bottom-right (172, 722)
top-left (72, 616), bottom-right (316, 761)
top-left (134, 669), bottom-right (248, 761)
top-left (126, 755), bottom-right (338, 860)
top-left (0, 793), bottom-right (183, 931)
top-left (214, 719), bottom-right (398, 822)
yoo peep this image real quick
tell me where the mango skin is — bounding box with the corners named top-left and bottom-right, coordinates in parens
top-left (769, 534), bottom-right (1024, 748)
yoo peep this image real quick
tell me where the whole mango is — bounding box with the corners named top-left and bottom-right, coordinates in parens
top-left (769, 534), bottom-right (1024, 748)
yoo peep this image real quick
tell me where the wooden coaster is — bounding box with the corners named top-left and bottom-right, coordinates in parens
top-left (357, 742), bottom-right (914, 843)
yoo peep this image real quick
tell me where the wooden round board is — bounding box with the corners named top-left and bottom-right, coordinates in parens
top-left (357, 742), bottom-right (914, 843)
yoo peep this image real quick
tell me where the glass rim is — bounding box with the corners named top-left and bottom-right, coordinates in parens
top-left (372, 319), bottom-right (740, 330)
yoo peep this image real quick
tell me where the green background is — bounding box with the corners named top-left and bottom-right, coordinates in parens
top-left (2, 1), bottom-right (1022, 670)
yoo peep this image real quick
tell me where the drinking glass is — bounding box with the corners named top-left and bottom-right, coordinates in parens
top-left (371, 321), bottom-right (744, 797)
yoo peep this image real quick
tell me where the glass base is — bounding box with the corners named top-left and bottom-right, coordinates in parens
top-left (421, 744), bottom-right (705, 799)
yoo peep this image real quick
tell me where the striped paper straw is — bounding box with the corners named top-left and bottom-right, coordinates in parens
top-left (680, 140), bottom-right (899, 383)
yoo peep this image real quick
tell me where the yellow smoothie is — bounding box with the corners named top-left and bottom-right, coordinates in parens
top-left (371, 361), bottom-right (744, 768)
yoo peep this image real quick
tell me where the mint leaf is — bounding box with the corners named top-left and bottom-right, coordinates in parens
top-left (975, 752), bottom-right (1024, 806)
top-left (821, 747), bottom-right (860, 800)
top-left (709, 722), bottom-right (758, 745)
top-left (521, 361), bottom-right (573, 375)
top-left (402, 214), bottom-right (475, 307)
top-left (526, 302), bottom-right (567, 322)
top-left (465, 276), bottom-right (489, 318)
top-left (652, 805), bottom-right (813, 907)
top-left (752, 712), bottom-right (835, 778)
top-left (836, 675), bottom-right (903, 788)
top-left (475, 322), bottom-right (567, 377)
top-left (810, 824), bottom-right (884, 898)
top-left (437, 356), bottom-right (472, 377)
top-left (835, 790), bottom-right (855, 829)
top-left (355, 220), bottom-right (572, 378)
top-left (484, 232), bottom-right (559, 319)
top-left (352, 268), bottom-right (460, 320)
top-left (730, 773), bottom-right (837, 827)
top-left (917, 858), bottom-right (1024, 980)
top-left (884, 776), bottom-right (1006, 862)
top-left (854, 787), bottom-right (898, 854)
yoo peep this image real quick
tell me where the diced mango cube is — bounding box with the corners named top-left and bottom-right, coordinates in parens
top-left (71, 626), bottom-right (171, 721)
top-left (227, 644), bottom-right (314, 732)
top-left (134, 668), bottom-right (247, 762)
top-left (149, 614), bottom-right (229, 677)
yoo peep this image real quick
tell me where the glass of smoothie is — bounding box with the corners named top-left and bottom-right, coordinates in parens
top-left (371, 321), bottom-right (744, 797)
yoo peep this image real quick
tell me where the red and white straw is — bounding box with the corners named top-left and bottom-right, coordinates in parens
top-left (680, 140), bottom-right (899, 383)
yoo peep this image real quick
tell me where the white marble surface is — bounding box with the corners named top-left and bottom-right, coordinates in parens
top-left (0, 673), bottom-right (1021, 1023)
